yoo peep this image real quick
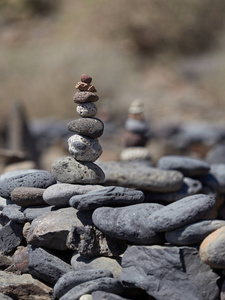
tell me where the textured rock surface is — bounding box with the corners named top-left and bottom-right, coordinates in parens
top-left (73, 91), bottom-right (99, 103)
top-left (52, 156), bottom-right (105, 184)
top-left (67, 118), bottom-right (104, 139)
top-left (69, 186), bottom-right (144, 211)
top-left (76, 102), bottom-right (97, 117)
top-left (10, 187), bottom-right (45, 207)
top-left (147, 194), bottom-right (216, 232)
top-left (92, 203), bottom-right (164, 244)
top-left (0, 221), bottom-right (23, 254)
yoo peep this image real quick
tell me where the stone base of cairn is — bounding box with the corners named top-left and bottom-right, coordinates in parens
top-left (51, 74), bottom-right (105, 184)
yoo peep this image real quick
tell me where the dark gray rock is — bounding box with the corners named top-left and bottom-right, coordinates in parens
top-left (23, 205), bottom-right (58, 222)
top-left (98, 161), bottom-right (183, 192)
top-left (92, 203), bottom-right (165, 244)
top-left (125, 118), bottom-right (149, 136)
top-left (157, 155), bottom-right (210, 177)
top-left (60, 278), bottom-right (124, 300)
top-left (69, 186), bottom-right (144, 211)
top-left (28, 245), bottom-right (73, 285)
top-left (0, 221), bottom-right (23, 254)
top-left (120, 246), bottom-right (202, 300)
top-left (54, 269), bottom-right (113, 299)
top-left (198, 164), bottom-right (225, 193)
top-left (92, 291), bottom-right (131, 300)
top-left (73, 91), bottom-right (99, 103)
top-left (2, 204), bottom-right (25, 223)
top-left (10, 187), bottom-right (45, 207)
top-left (67, 118), bottom-right (104, 139)
top-left (52, 156), bottom-right (105, 184)
top-left (144, 177), bottom-right (202, 203)
top-left (43, 183), bottom-right (103, 207)
top-left (165, 219), bottom-right (225, 245)
top-left (67, 225), bottom-right (127, 258)
top-left (147, 194), bottom-right (216, 232)
top-left (0, 169), bottom-right (56, 198)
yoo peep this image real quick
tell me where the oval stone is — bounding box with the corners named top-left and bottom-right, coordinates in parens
top-left (67, 118), bottom-right (104, 139)
top-left (147, 194), bottom-right (216, 232)
top-left (73, 92), bottom-right (99, 103)
top-left (92, 203), bottom-right (165, 244)
top-left (76, 103), bottom-right (97, 117)
top-left (11, 187), bottom-right (45, 207)
top-left (199, 164), bottom-right (225, 193)
top-left (68, 134), bottom-right (102, 162)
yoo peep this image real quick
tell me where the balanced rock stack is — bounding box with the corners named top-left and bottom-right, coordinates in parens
top-left (51, 74), bottom-right (105, 184)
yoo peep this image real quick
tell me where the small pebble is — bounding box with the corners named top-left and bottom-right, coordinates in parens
top-left (76, 103), bottom-right (97, 117)
top-left (81, 74), bottom-right (92, 83)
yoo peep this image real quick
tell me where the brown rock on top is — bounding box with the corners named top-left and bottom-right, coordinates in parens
top-left (73, 91), bottom-right (99, 104)
top-left (81, 74), bottom-right (92, 83)
top-left (75, 82), bottom-right (97, 92)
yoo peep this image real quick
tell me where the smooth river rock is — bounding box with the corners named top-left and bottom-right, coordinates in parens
top-left (10, 187), bottom-right (45, 207)
top-left (67, 118), bottom-right (104, 139)
top-left (198, 164), bottom-right (225, 193)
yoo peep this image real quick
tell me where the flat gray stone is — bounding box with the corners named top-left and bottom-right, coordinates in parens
top-left (52, 156), bottom-right (105, 184)
top-left (0, 221), bottom-right (23, 254)
top-left (98, 161), bottom-right (183, 192)
top-left (157, 155), bottom-right (210, 177)
top-left (73, 91), bottom-right (99, 103)
top-left (10, 187), bottom-right (45, 207)
top-left (69, 186), bottom-right (144, 211)
top-left (121, 246), bottom-right (202, 300)
top-left (198, 164), bottom-right (225, 193)
top-left (54, 269), bottom-right (113, 299)
top-left (165, 219), bottom-right (225, 246)
top-left (60, 278), bottom-right (123, 300)
top-left (28, 245), bottom-right (73, 285)
top-left (92, 203), bottom-right (165, 244)
top-left (147, 194), bottom-right (216, 232)
top-left (67, 118), bottom-right (104, 138)
top-left (0, 169), bottom-right (56, 198)
top-left (144, 177), bottom-right (202, 203)
top-left (2, 204), bottom-right (25, 223)
top-left (43, 183), bottom-right (103, 207)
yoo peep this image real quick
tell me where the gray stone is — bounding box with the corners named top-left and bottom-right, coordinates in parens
top-left (10, 187), bottom-right (45, 207)
top-left (0, 169), bottom-right (56, 198)
top-left (120, 147), bottom-right (151, 161)
top-left (125, 118), bottom-right (149, 135)
top-left (73, 91), bottom-right (99, 103)
top-left (0, 221), bottom-right (23, 254)
top-left (157, 155), bottom-right (210, 177)
top-left (144, 177), bottom-right (202, 203)
top-left (0, 293), bottom-right (13, 300)
top-left (69, 186), bottom-right (144, 211)
top-left (2, 204), bottom-right (25, 223)
top-left (67, 118), bottom-right (104, 139)
top-left (147, 194), bottom-right (216, 232)
top-left (76, 103), bottom-right (97, 117)
top-left (206, 143), bottom-right (225, 164)
top-left (92, 291), bottom-right (131, 300)
top-left (92, 203), bottom-right (164, 244)
top-left (71, 253), bottom-right (122, 279)
top-left (52, 156), bottom-right (105, 184)
top-left (165, 219), bottom-right (225, 246)
top-left (27, 207), bottom-right (93, 251)
top-left (60, 278), bottom-right (123, 300)
top-left (198, 164), bottom-right (225, 193)
top-left (67, 225), bottom-right (127, 258)
top-left (0, 197), bottom-right (7, 210)
top-left (120, 246), bottom-right (202, 300)
top-left (98, 161), bottom-right (183, 192)
top-left (68, 134), bottom-right (102, 162)
top-left (0, 270), bottom-right (52, 300)
top-left (28, 245), bottom-right (73, 285)
top-left (54, 269), bottom-right (113, 299)
top-left (43, 183), bottom-right (103, 207)
top-left (23, 205), bottom-right (58, 222)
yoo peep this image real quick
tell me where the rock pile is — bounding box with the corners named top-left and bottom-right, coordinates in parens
top-left (1, 77), bottom-right (225, 299)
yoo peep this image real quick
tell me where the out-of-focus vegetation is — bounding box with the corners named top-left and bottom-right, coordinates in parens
top-left (0, 0), bottom-right (225, 124)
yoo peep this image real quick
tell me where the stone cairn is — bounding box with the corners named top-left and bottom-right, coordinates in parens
top-left (51, 74), bottom-right (105, 184)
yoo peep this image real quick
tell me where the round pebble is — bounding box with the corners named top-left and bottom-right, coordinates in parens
top-left (67, 118), bottom-right (104, 139)
top-left (76, 103), bottom-right (97, 117)
top-left (81, 74), bottom-right (92, 83)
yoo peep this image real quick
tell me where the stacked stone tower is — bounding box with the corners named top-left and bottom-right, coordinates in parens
top-left (51, 74), bottom-right (105, 184)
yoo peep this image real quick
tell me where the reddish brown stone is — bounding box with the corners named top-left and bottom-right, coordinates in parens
top-left (12, 247), bottom-right (29, 273)
top-left (75, 82), bottom-right (97, 92)
top-left (81, 74), bottom-right (92, 83)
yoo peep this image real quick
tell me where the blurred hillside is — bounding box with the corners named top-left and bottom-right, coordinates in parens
top-left (0, 0), bottom-right (225, 127)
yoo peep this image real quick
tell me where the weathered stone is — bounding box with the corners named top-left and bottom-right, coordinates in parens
top-left (2, 204), bottom-right (25, 223)
top-left (68, 134), bottom-right (102, 162)
top-left (54, 269), bottom-right (113, 299)
top-left (147, 194), bottom-right (216, 232)
top-left (52, 156), bottom-right (105, 184)
top-left (60, 278), bottom-right (123, 300)
top-left (92, 291), bottom-right (131, 300)
top-left (28, 245), bottom-right (73, 285)
top-left (80, 74), bottom-right (92, 84)
top-left (27, 207), bottom-right (93, 251)
top-left (0, 255), bottom-right (12, 270)
top-left (43, 183), bottom-right (103, 207)
top-left (76, 103), bottom-right (97, 118)
top-left (73, 92), bottom-right (99, 104)
top-left (69, 186), bottom-right (144, 211)
top-left (92, 203), bottom-right (165, 245)
top-left (165, 219), bottom-right (225, 246)
top-left (12, 246), bottom-right (29, 273)
top-left (10, 187), bottom-right (45, 207)
top-left (0, 221), bottom-right (23, 254)
top-left (98, 161), bottom-right (183, 192)
top-left (67, 225), bottom-right (127, 258)
top-left (67, 118), bottom-right (104, 139)
top-left (157, 155), bottom-right (210, 177)
top-left (75, 82), bottom-right (97, 92)
top-left (200, 226), bottom-right (225, 268)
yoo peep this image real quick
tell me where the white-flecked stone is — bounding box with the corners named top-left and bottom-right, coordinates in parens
top-left (76, 103), bottom-right (97, 117)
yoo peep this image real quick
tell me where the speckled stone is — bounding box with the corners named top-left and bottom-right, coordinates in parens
top-left (76, 103), bottom-right (97, 118)
top-left (147, 194), bottom-right (216, 232)
top-left (51, 156), bottom-right (105, 184)
top-left (73, 92), bottom-right (99, 104)
top-left (67, 118), bottom-right (104, 139)
top-left (68, 134), bottom-right (102, 162)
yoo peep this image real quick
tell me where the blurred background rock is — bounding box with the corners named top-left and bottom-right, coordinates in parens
top-left (0, 0), bottom-right (225, 170)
